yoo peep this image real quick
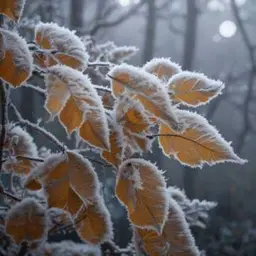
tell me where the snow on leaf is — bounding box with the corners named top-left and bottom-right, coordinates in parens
top-left (168, 71), bottom-right (224, 107)
top-left (45, 65), bottom-right (109, 150)
top-left (101, 116), bottom-right (124, 168)
top-left (35, 22), bottom-right (88, 70)
top-left (108, 63), bottom-right (181, 131)
top-left (5, 198), bottom-right (48, 245)
top-left (108, 45), bottom-right (138, 63)
top-left (3, 126), bottom-right (38, 174)
top-left (134, 197), bottom-right (200, 256)
top-left (0, 0), bottom-right (26, 22)
top-left (0, 29), bottom-right (32, 87)
top-left (143, 58), bottom-right (182, 82)
top-left (43, 240), bottom-right (102, 256)
top-left (75, 196), bottom-right (113, 245)
top-left (24, 152), bottom-right (100, 214)
top-left (159, 109), bottom-right (247, 168)
top-left (115, 159), bottom-right (168, 233)
top-left (114, 95), bottom-right (152, 154)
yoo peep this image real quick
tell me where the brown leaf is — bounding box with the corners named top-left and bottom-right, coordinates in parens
top-left (5, 198), bottom-right (48, 244)
top-left (0, 0), bottom-right (25, 22)
top-left (115, 159), bottom-right (168, 233)
top-left (159, 109), bottom-right (246, 168)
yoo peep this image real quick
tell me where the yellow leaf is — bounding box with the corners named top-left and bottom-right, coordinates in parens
top-left (0, 0), bottom-right (25, 22)
top-left (75, 197), bottom-right (113, 245)
top-left (101, 119), bottom-right (124, 167)
top-left (3, 126), bottom-right (38, 174)
top-left (143, 58), bottom-right (181, 82)
top-left (67, 186), bottom-right (83, 216)
top-left (0, 29), bottom-right (32, 87)
top-left (45, 66), bottom-right (109, 150)
top-left (5, 198), bottom-right (47, 244)
top-left (35, 23), bottom-right (88, 71)
top-left (115, 159), bottom-right (168, 233)
top-left (159, 109), bottom-right (247, 168)
top-left (168, 72), bottom-right (224, 107)
top-left (67, 151), bottom-right (100, 205)
top-left (134, 198), bottom-right (199, 256)
top-left (109, 64), bottom-right (181, 131)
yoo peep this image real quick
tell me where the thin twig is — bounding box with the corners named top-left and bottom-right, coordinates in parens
top-left (93, 84), bottom-right (112, 93)
top-left (1, 155), bottom-right (44, 164)
top-left (0, 82), bottom-right (7, 172)
top-left (10, 102), bottom-right (65, 152)
top-left (88, 62), bottom-right (112, 68)
top-left (24, 84), bottom-right (46, 97)
top-left (1, 190), bottom-right (21, 202)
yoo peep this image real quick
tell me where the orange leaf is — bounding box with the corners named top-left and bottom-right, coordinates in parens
top-left (0, 0), bottom-right (25, 22)
top-left (115, 159), bottom-right (168, 233)
top-left (75, 197), bottom-right (113, 245)
top-left (5, 198), bottom-right (47, 244)
top-left (143, 58), bottom-right (181, 82)
top-left (0, 29), bottom-right (32, 87)
top-left (168, 71), bottom-right (224, 107)
top-left (101, 118), bottom-right (124, 167)
top-left (3, 126), bottom-right (38, 174)
top-left (159, 109), bottom-right (247, 168)
top-left (109, 64), bottom-right (181, 131)
top-left (35, 23), bottom-right (88, 71)
top-left (67, 186), bottom-right (83, 216)
top-left (45, 66), bottom-right (109, 150)
top-left (134, 198), bottom-right (199, 256)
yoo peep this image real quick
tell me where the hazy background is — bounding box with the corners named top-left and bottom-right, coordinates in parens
top-left (15, 0), bottom-right (256, 254)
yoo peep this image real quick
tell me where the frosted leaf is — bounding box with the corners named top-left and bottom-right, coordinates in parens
top-left (5, 198), bottom-right (48, 245)
top-left (108, 45), bottom-right (138, 63)
top-left (143, 58), bottom-right (182, 82)
top-left (3, 125), bottom-right (38, 174)
top-left (116, 159), bottom-right (168, 233)
top-left (159, 109), bottom-right (247, 168)
top-left (0, 28), bottom-right (32, 87)
top-left (43, 241), bottom-right (101, 256)
top-left (0, 0), bottom-right (26, 22)
top-left (168, 71), bottom-right (225, 107)
top-left (168, 186), bottom-right (217, 229)
top-left (134, 197), bottom-right (200, 256)
top-left (75, 196), bottom-right (114, 245)
top-left (114, 95), bottom-right (152, 154)
top-left (35, 22), bottom-right (88, 71)
top-left (45, 65), bottom-right (110, 150)
top-left (108, 63), bottom-right (181, 131)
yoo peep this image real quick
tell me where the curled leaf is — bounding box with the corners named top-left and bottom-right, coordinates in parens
top-left (35, 22), bottom-right (88, 70)
top-left (134, 198), bottom-right (200, 256)
top-left (75, 197), bottom-right (113, 245)
top-left (0, 29), bottom-right (32, 87)
top-left (116, 159), bottom-right (168, 233)
top-left (159, 109), bottom-right (247, 168)
top-left (5, 198), bottom-right (48, 245)
top-left (168, 71), bottom-right (224, 107)
top-left (45, 65), bottom-right (109, 150)
top-left (108, 64), bottom-right (181, 131)
top-left (144, 58), bottom-right (181, 82)
top-left (0, 0), bottom-right (26, 22)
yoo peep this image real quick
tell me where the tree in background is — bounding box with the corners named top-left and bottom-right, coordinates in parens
top-left (0, 0), bottom-right (248, 255)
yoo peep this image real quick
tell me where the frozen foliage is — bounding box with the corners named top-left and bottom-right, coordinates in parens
top-left (42, 241), bottom-right (101, 256)
top-left (159, 109), bottom-right (247, 168)
top-left (0, 0), bottom-right (26, 22)
top-left (108, 63), bottom-right (181, 131)
top-left (143, 57), bottom-right (182, 82)
top-left (35, 22), bottom-right (89, 70)
top-left (108, 45), bottom-right (138, 63)
top-left (168, 71), bottom-right (225, 107)
top-left (168, 187), bottom-right (217, 229)
top-left (0, 28), bottom-right (32, 86)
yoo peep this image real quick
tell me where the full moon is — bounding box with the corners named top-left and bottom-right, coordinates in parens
top-left (219, 20), bottom-right (237, 38)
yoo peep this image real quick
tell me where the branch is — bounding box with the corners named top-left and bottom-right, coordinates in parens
top-left (10, 102), bottom-right (65, 152)
top-left (0, 82), bottom-right (7, 172)
top-left (24, 84), bottom-right (46, 97)
top-left (86, 0), bottom-right (147, 36)
top-left (1, 155), bottom-right (44, 164)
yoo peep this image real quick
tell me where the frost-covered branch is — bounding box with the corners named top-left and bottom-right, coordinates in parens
top-left (10, 103), bottom-right (65, 152)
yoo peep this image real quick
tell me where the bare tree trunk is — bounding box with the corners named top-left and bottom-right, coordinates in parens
top-left (70, 0), bottom-right (85, 34)
top-left (142, 0), bottom-right (156, 63)
top-left (182, 0), bottom-right (198, 198)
